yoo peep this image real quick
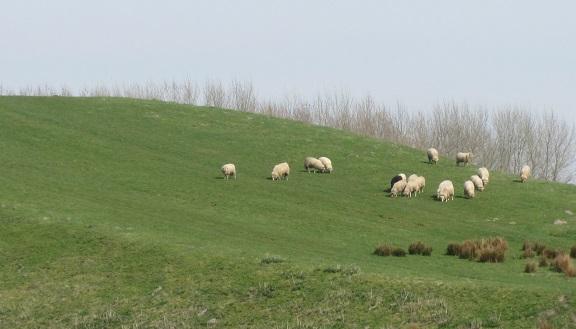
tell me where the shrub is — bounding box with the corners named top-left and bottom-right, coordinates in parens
top-left (408, 241), bottom-right (425, 255)
top-left (447, 237), bottom-right (508, 263)
top-left (374, 244), bottom-right (392, 256)
top-left (525, 262), bottom-right (537, 273)
top-left (551, 254), bottom-right (576, 277)
top-left (391, 247), bottom-right (406, 257)
top-left (422, 246), bottom-right (433, 256)
top-left (408, 241), bottom-right (432, 255)
top-left (570, 245), bottom-right (576, 258)
top-left (446, 243), bottom-right (461, 256)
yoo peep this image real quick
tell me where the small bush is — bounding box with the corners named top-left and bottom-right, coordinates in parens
top-left (446, 243), bottom-right (461, 256)
top-left (525, 262), bottom-right (537, 273)
top-left (374, 244), bottom-right (392, 256)
top-left (422, 246), bottom-right (433, 256)
top-left (448, 237), bottom-right (508, 263)
top-left (408, 241), bottom-right (425, 255)
top-left (260, 255), bottom-right (285, 265)
top-left (391, 247), bottom-right (406, 257)
top-left (408, 241), bottom-right (432, 255)
top-left (551, 254), bottom-right (576, 277)
top-left (570, 245), bottom-right (576, 258)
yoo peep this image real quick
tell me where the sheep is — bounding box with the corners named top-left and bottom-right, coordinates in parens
top-left (427, 148), bottom-right (439, 164)
top-left (220, 163), bottom-right (236, 180)
top-left (520, 165), bottom-right (531, 183)
top-left (304, 157), bottom-right (325, 173)
top-left (390, 180), bottom-right (407, 198)
top-left (318, 157), bottom-right (333, 173)
top-left (407, 174), bottom-right (419, 182)
top-left (456, 152), bottom-right (473, 166)
top-left (464, 180), bottom-right (475, 199)
top-left (416, 176), bottom-right (426, 193)
top-left (436, 180), bottom-right (454, 202)
top-left (390, 173), bottom-right (406, 190)
top-left (470, 175), bottom-right (484, 191)
top-left (272, 162), bottom-right (290, 181)
top-left (403, 180), bottom-right (420, 198)
top-left (477, 167), bottom-right (490, 186)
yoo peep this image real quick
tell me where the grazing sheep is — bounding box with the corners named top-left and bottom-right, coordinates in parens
top-left (403, 180), bottom-right (420, 198)
top-left (221, 163), bottom-right (236, 180)
top-left (416, 176), bottom-right (426, 193)
top-left (456, 152), bottom-right (473, 166)
top-left (520, 165), bottom-right (531, 183)
top-left (304, 157), bottom-right (325, 173)
top-left (390, 180), bottom-right (407, 198)
top-left (470, 175), bottom-right (484, 191)
top-left (427, 148), bottom-right (439, 164)
top-left (436, 180), bottom-right (454, 202)
top-left (390, 173), bottom-right (406, 190)
top-left (477, 167), bottom-right (490, 186)
top-left (464, 180), bottom-right (475, 199)
top-left (318, 157), bottom-right (333, 173)
top-left (408, 174), bottom-right (419, 182)
top-left (272, 162), bottom-right (290, 181)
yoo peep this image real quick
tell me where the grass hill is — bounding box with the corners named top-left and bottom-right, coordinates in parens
top-left (1, 96), bottom-right (575, 328)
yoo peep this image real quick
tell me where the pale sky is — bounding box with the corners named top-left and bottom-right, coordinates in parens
top-left (1, 1), bottom-right (575, 121)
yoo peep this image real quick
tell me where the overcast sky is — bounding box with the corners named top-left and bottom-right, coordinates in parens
top-left (1, 1), bottom-right (575, 121)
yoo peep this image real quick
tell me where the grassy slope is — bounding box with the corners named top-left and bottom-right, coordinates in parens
top-left (0, 96), bottom-right (575, 328)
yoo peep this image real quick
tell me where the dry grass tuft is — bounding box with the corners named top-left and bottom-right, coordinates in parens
top-left (524, 262), bottom-right (537, 273)
top-left (570, 245), bottom-right (576, 258)
top-left (408, 241), bottom-right (432, 256)
top-left (391, 247), bottom-right (407, 257)
top-left (374, 244), bottom-right (392, 256)
top-left (551, 254), bottom-right (576, 277)
top-left (446, 243), bottom-right (461, 256)
top-left (447, 237), bottom-right (508, 263)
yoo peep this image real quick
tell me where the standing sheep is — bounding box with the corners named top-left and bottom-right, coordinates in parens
top-left (470, 175), bottom-right (484, 191)
top-left (416, 176), bottom-right (426, 193)
top-left (221, 163), bottom-right (236, 180)
top-left (456, 152), bottom-right (473, 166)
top-left (427, 148), bottom-right (439, 164)
top-left (403, 180), bottom-right (420, 198)
top-left (272, 162), bottom-right (290, 181)
top-left (304, 157), bottom-right (325, 173)
top-left (390, 173), bottom-right (407, 190)
top-left (318, 157), bottom-right (333, 173)
top-left (436, 180), bottom-right (455, 202)
top-left (520, 165), bottom-right (531, 183)
top-left (464, 180), bottom-right (475, 199)
top-left (390, 180), bottom-right (407, 198)
top-left (477, 167), bottom-right (490, 186)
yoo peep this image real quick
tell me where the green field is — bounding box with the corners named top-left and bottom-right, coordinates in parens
top-left (1, 96), bottom-right (575, 328)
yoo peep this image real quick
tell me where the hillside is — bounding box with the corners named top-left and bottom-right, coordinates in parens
top-left (1, 96), bottom-right (575, 328)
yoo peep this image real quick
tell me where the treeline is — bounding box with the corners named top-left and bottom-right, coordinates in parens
top-left (2, 80), bottom-right (574, 182)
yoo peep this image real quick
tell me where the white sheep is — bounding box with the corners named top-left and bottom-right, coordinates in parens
top-left (220, 163), bottom-right (236, 180)
top-left (390, 180), bottom-right (407, 198)
top-left (464, 180), bottom-right (475, 199)
top-left (272, 162), bottom-right (290, 181)
top-left (407, 174), bottom-right (419, 182)
top-left (318, 156), bottom-right (333, 173)
top-left (470, 175), bottom-right (484, 191)
top-left (520, 165), bottom-right (531, 183)
top-left (456, 152), bottom-right (473, 166)
top-left (477, 167), bottom-right (490, 186)
top-left (304, 157), bottom-right (325, 173)
top-left (436, 180), bottom-right (454, 202)
top-left (403, 180), bottom-right (420, 198)
top-left (427, 148), bottom-right (439, 164)
top-left (416, 176), bottom-right (426, 193)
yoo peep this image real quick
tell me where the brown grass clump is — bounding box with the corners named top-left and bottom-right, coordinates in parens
top-left (534, 243), bottom-right (547, 255)
top-left (446, 243), bottom-right (461, 256)
top-left (551, 254), bottom-right (576, 277)
top-left (543, 248), bottom-right (563, 259)
top-left (524, 262), bottom-right (537, 273)
top-left (408, 241), bottom-right (425, 255)
top-left (391, 247), bottom-right (406, 257)
top-left (422, 246), bottom-right (433, 256)
top-left (522, 247), bottom-right (535, 258)
top-left (374, 244), bottom-right (392, 256)
top-left (570, 245), bottom-right (576, 258)
top-left (447, 237), bottom-right (508, 263)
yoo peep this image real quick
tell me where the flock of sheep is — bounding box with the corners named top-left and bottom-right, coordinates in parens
top-left (220, 148), bottom-right (532, 202)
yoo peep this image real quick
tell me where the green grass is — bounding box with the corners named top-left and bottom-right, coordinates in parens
top-left (1, 96), bottom-right (575, 328)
